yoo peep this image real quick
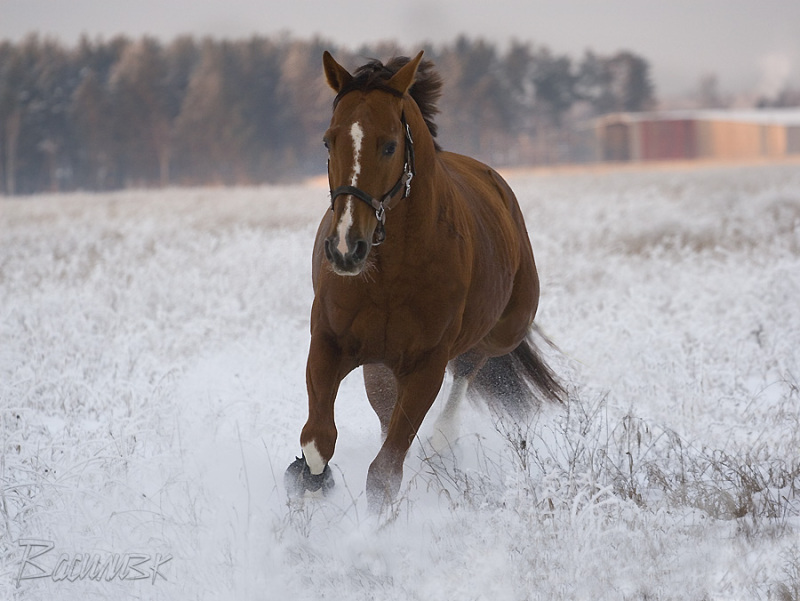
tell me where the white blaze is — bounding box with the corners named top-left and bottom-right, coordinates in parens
top-left (349, 121), bottom-right (364, 186)
top-left (334, 121), bottom-right (364, 255)
top-left (336, 200), bottom-right (353, 255)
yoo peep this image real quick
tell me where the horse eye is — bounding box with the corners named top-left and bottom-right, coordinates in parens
top-left (323, 138), bottom-right (330, 151)
top-left (383, 141), bottom-right (397, 156)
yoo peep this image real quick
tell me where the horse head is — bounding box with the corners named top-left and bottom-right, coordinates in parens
top-left (321, 51), bottom-right (423, 276)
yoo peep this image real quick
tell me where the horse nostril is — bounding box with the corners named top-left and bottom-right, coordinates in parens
top-left (352, 239), bottom-right (369, 263)
top-left (324, 237), bottom-right (337, 263)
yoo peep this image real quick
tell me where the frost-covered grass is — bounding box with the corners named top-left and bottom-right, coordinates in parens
top-left (1, 164), bottom-right (799, 600)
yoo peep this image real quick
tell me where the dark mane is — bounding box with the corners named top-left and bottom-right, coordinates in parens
top-left (334, 56), bottom-right (443, 151)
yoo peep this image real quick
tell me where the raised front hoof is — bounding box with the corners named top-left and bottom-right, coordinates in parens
top-left (284, 456), bottom-right (335, 499)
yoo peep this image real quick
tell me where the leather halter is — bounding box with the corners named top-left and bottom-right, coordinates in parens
top-left (328, 112), bottom-right (415, 245)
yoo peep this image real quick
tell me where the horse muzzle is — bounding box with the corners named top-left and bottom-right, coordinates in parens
top-left (324, 232), bottom-right (371, 276)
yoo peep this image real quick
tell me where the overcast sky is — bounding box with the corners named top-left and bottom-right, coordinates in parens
top-left (2, 0), bottom-right (799, 98)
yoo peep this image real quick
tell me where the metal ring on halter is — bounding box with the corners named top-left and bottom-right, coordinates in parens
top-left (372, 205), bottom-right (387, 245)
top-left (404, 167), bottom-right (413, 198)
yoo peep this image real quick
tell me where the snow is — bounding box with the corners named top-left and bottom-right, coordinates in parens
top-left (2, 164), bottom-right (799, 600)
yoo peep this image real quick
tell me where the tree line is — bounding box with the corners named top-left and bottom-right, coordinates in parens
top-left (0, 34), bottom-right (655, 195)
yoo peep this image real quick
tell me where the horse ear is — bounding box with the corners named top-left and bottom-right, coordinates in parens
top-left (323, 51), bottom-right (353, 93)
top-left (387, 51), bottom-right (424, 95)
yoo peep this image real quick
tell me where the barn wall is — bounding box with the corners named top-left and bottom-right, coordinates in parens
top-left (594, 112), bottom-right (800, 163)
top-left (640, 120), bottom-right (696, 160)
top-left (788, 127), bottom-right (800, 155)
top-left (760, 124), bottom-right (786, 157)
top-left (602, 122), bottom-right (631, 161)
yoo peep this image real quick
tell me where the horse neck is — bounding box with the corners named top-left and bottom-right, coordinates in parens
top-left (405, 99), bottom-right (438, 179)
top-left (398, 102), bottom-right (444, 235)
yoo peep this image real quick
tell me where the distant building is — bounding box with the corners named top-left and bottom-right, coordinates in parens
top-left (594, 109), bottom-right (800, 162)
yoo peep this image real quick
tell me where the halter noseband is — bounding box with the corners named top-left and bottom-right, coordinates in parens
top-left (328, 112), bottom-right (415, 245)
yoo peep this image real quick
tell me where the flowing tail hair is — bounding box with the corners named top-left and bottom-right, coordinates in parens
top-left (469, 326), bottom-right (565, 417)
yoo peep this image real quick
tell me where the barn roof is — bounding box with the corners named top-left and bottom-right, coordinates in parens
top-left (597, 108), bottom-right (800, 127)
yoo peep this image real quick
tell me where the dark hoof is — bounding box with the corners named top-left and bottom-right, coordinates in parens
top-left (284, 455), bottom-right (335, 498)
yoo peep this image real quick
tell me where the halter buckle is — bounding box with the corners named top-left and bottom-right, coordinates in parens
top-left (403, 166), bottom-right (413, 198)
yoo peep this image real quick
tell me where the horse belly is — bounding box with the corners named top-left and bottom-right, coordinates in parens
top-left (467, 229), bottom-right (539, 357)
top-left (454, 271), bottom-right (515, 355)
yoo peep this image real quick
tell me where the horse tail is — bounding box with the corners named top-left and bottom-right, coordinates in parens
top-left (469, 327), bottom-right (565, 417)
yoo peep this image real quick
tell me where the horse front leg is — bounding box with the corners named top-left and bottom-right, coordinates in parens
top-left (363, 363), bottom-right (398, 439)
top-left (285, 332), bottom-right (352, 498)
top-left (366, 357), bottom-right (448, 512)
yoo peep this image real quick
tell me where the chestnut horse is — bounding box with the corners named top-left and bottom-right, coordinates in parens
top-left (285, 51), bottom-right (563, 512)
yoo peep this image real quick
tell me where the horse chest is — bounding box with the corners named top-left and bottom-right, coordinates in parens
top-left (317, 274), bottom-right (460, 364)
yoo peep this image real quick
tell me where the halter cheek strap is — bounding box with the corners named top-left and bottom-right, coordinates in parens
top-left (329, 112), bottom-right (415, 245)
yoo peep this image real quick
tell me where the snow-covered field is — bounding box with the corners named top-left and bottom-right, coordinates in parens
top-left (2, 163), bottom-right (799, 600)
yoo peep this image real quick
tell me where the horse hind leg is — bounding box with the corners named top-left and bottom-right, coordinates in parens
top-left (429, 351), bottom-right (487, 453)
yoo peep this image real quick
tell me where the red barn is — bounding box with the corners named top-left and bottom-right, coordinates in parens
top-left (595, 109), bottom-right (800, 162)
